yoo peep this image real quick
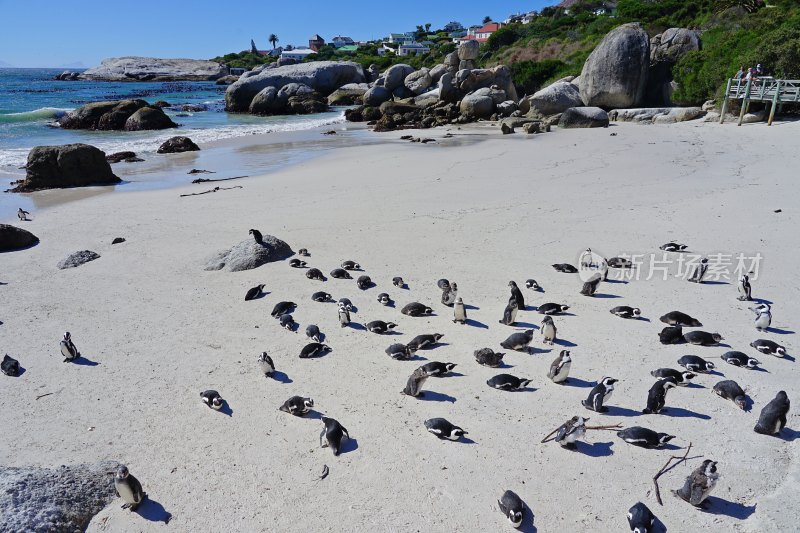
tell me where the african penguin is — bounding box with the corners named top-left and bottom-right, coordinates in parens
top-left (279, 314), bottom-right (295, 331)
top-left (453, 297), bottom-right (467, 324)
top-left (59, 332), bottom-right (80, 362)
top-left (289, 258), bottom-right (307, 268)
top-left (537, 303), bottom-right (569, 315)
top-left (401, 302), bottom-right (433, 317)
top-left (487, 374), bottom-right (532, 391)
top-left (341, 260), bottom-right (360, 270)
top-left (683, 331), bottom-right (723, 346)
top-left (673, 460), bottom-right (719, 507)
top-left (377, 293), bottom-right (393, 306)
top-left (248, 229), bottom-right (263, 244)
top-left (299, 343), bottom-right (331, 359)
top-left (257, 352), bottom-right (275, 377)
top-left (385, 343), bottom-right (412, 360)
top-left (338, 298), bottom-right (354, 311)
top-left (474, 348), bottom-right (505, 367)
top-left (687, 258), bottom-right (709, 283)
top-left (401, 366), bottom-right (429, 397)
top-left (554, 416), bottom-right (587, 450)
top-left (338, 302), bottom-right (351, 327)
top-left (421, 362), bottom-right (457, 376)
top-left (366, 320), bottom-right (397, 334)
top-left (17, 208), bottom-right (30, 221)
top-left (306, 268), bottom-right (327, 281)
top-left (1, 354), bottom-right (20, 377)
top-left (320, 417), bottom-right (350, 456)
top-left (279, 396), bottom-right (314, 416)
top-left (642, 378), bottom-right (678, 414)
top-left (658, 326), bottom-right (684, 345)
top-left (617, 426), bottom-right (675, 449)
top-left (305, 324), bottom-right (321, 342)
top-left (580, 274), bottom-right (602, 296)
top-left (750, 339), bottom-right (786, 358)
top-left (407, 333), bottom-right (443, 351)
top-left (500, 330), bottom-right (535, 353)
top-left (607, 257), bottom-right (633, 269)
top-left (754, 391), bottom-right (790, 435)
top-left (200, 390), bottom-right (224, 410)
top-left (627, 501), bottom-right (655, 533)
top-left (525, 279), bottom-right (541, 291)
top-left (712, 380), bottom-right (747, 410)
top-left (509, 281), bottom-right (525, 310)
top-left (356, 275), bottom-right (373, 290)
top-left (297, 248), bottom-right (310, 257)
top-left (582, 377), bottom-right (617, 413)
top-left (547, 350), bottom-right (572, 384)
top-left (677, 355), bottom-right (715, 373)
top-left (441, 282), bottom-right (458, 307)
top-left (737, 274), bottom-right (752, 301)
top-left (650, 368), bottom-right (696, 386)
top-left (552, 263), bottom-right (578, 273)
top-left (244, 284), bottom-right (265, 301)
top-left (659, 242), bottom-right (687, 252)
top-left (392, 276), bottom-right (406, 288)
top-left (424, 418), bottom-right (467, 441)
top-left (271, 301), bottom-right (296, 318)
top-left (751, 303), bottom-right (772, 332)
top-left (540, 316), bottom-right (557, 345)
top-left (311, 291), bottom-right (333, 302)
top-left (497, 490), bottom-right (525, 528)
top-left (610, 306), bottom-right (641, 319)
top-left (330, 268), bottom-right (352, 279)
top-left (721, 351), bottom-right (760, 369)
top-left (660, 311), bottom-right (702, 327)
top-left (114, 465), bottom-right (145, 511)
top-left (499, 298), bottom-right (519, 326)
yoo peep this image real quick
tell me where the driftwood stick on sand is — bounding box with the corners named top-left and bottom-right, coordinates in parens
top-left (191, 175), bottom-right (248, 184)
top-left (35, 392), bottom-right (55, 400)
top-left (653, 442), bottom-right (693, 505)
top-left (180, 186), bottom-right (243, 197)
top-left (541, 423), bottom-right (623, 443)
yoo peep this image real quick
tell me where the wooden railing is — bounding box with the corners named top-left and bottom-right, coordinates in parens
top-left (720, 78), bottom-right (800, 126)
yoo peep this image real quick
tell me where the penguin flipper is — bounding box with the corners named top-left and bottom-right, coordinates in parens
top-left (592, 394), bottom-right (603, 412)
top-left (319, 428), bottom-right (328, 448)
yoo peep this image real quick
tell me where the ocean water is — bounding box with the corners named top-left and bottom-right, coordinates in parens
top-left (0, 68), bottom-right (347, 170)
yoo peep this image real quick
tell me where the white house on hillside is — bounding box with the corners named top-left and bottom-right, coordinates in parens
top-left (387, 33), bottom-right (415, 44)
top-left (331, 35), bottom-right (355, 48)
top-left (397, 42), bottom-right (430, 56)
top-left (280, 48), bottom-right (317, 61)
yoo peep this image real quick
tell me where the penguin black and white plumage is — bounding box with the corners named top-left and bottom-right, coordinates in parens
top-left (299, 343), bottom-right (331, 359)
top-left (552, 263), bottom-right (578, 273)
top-left (338, 298), bottom-right (354, 311)
top-left (356, 275), bottom-right (373, 290)
top-left (393, 277), bottom-right (406, 288)
top-left (320, 416), bottom-right (350, 456)
top-left (244, 284), bottom-right (265, 301)
top-left (305, 324), bottom-right (321, 342)
top-left (401, 366), bottom-right (429, 397)
top-left (271, 301), bottom-right (296, 318)
top-left (200, 390), bottom-right (224, 410)
top-left (674, 459), bottom-right (719, 507)
top-left (537, 303), bottom-right (569, 315)
top-left (737, 274), bottom-right (752, 301)
top-left (330, 268), bottom-right (352, 279)
top-left (548, 350), bottom-right (572, 384)
top-left (659, 242), bottom-right (687, 252)
top-left (751, 303), bottom-right (772, 332)
top-left (453, 297), bottom-right (467, 324)
top-left (487, 374), bottom-right (532, 391)
top-left (441, 282), bottom-right (458, 307)
top-left (750, 339), bottom-right (786, 358)
top-left (401, 302), bottom-right (433, 317)
top-left (2, 355), bottom-right (20, 376)
top-left (617, 426), bottom-right (675, 449)
top-left (554, 415), bottom-right (588, 449)
top-left (298, 248), bottom-right (310, 257)
top-left (500, 330), bottom-right (535, 352)
top-left (660, 311), bottom-right (702, 327)
top-left (385, 343), bottom-right (412, 360)
top-left (289, 258), bottom-right (307, 268)
top-left (279, 395), bottom-right (314, 416)
top-left (687, 258), bottom-right (709, 283)
top-left (499, 298), bottom-right (519, 326)
top-left (610, 306), bottom-right (641, 319)
top-left (754, 391), bottom-right (790, 435)
top-left (338, 302), bottom-right (351, 328)
top-left (658, 326), bottom-right (684, 345)
top-left (59, 332), bottom-right (80, 362)
top-left (311, 291), bottom-right (333, 303)
top-left (650, 368), bottom-right (696, 386)
top-left (249, 229), bottom-right (263, 244)
top-left (421, 361), bottom-right (457, 376)
top-left (114, 465), bottom-right (145, 511)
top-left (497, 490), bottom-right (525, 528)
top-left (279, 314), bottom-right (295, 331)
top-left (684, 331), bottom-right (723, 346)
top-left (579, 274), bottom-right (602, 296)
top-left (366, 320), bottom-right (397, 334)
top-left (713, 380), bottom-right (748, 410)
top-left (525, 279), bottom-right (541, 291)
top-left (540, 316), bottom-right (557, 345)
top-left (306, 268), bottom-right (327, 281)
top-left (508, 281), bottom-right (525, 310)
top-left (18, 208), bottom-right (30, 221)
top-left (437, 279), bottom-right (450, 290)
top-left (377, 293), bottom-right (393, 306)
top-left (407, 333), bottom-right (444, 351)
top-left (627, 501), bottom-right (655, 533)
top-left (721, 351), bottom-right (760, 369)
top-left (341, 260), bottom-right (360, 270)
top-left (582, 377), bottom-right (617, 413)
top-left (677, 355), bottom-right (715, 373)
top-left (474, 348), bottom-right (505, 367)
top-left (607, 257), bottom-right (633, 269)
top-left (257, 352), bottom-right (275, 377)
top-left (424, 417), bottom-right (467, 441)
top-left (642, 378), bottom-right (677, 414)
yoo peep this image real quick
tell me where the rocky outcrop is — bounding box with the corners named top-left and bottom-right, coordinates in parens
top-left (327, 83), bottom-right (369, 105)
top-left (11, 144), bottom-right (120, 192)
top-left (0, 462), bottom-right (119, 532)
top-left (405, 69), bottom-right (432, 95)
top-left (523, 82), bottom-right (584, 116)
top-left (246, 83), bottom-right (327, 115)
top-left (384, 64), bottom-right (415, 92)
top-left (225, 61), bottom-right (365, 112)
top-left (215, 75), bottom-right (239, 85)
top-left (580, 23), bottom-right (650, 109)
top-left (458, 40), bottom-right (480, 61)
top-left (647, 28), bottom-right (702, 106)
top-left (363, 86), bottom-right (392, 106)
top-left (157, 136), bottom-right (200, 154)
top-left (559, 107), bottom-right (610, 128)
top-left (205, 236), bottom-right (293, 272)
top-left (609, 107), bottom-right (705, 124)
top-left (54, 71), bottom-right (80, 81)
top-left (106, 151), bottom-right (142, 163)
top-left (460, 87), bottom-right (506, 119)
top-left (58, 100), bottom-right (176, 131)
top-left (80, 56), bottom-right (227, 81)
top-left (57, 250), bottom-right (100, 269)
top-left (0, 224), bottom-right (39, 252)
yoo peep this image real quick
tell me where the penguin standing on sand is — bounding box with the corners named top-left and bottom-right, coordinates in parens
top-left (499, 298), bottom-right (519, 326)
top-left (674, 460), bottom-right (719, 507)
top-left (737, 273), bottom-right (752, 301)
top-left (500, 330), bottom-right (535, 353)
top-left (582, 377), bottom-right (617, 412)
top-left (453, 297), bottom-right (467, 324)
top-left (497, 490), bottom-right (525, 528)
top-left (754, 391), bottom-right (790, 435)
top-left (338, 302), bottom-right (350, 328)
top-left (320, 417), bottom-right (350, 456)
top-left (257, 352), bottom-right (275, 377)
top-left (554, 416), bottom-right (587, 449)
top-left (509, 281), bottom-right (525, 310)
top-left (244, 284), bottom-right (265, 301)
top-left (114, 465), bottom-right (145, 511)
top-left (540, 316), bottom-right (557, 345)
top-left (642, 378), bottom-right (678, 414)
top-left (59, 332), bottom-right (80, 362)
top-left (441, 282), bottom-right (458, 307)
top-left (401, 366), bottom-right (429, 397)
top-left (627, 501), bottom-right (656, 533)
top-left (751, 304), bottom-right (772, 332)
top-left (687, 258), bottom-right (709, 283)
top-left (548, 350), bottom-right (572, 384)
top-left (17, 208), bottom-right (29, 221)
top-left (248, 229), bottom-right (263, 244)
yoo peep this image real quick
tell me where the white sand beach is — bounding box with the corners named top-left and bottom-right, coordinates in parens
top-left (2, 120), bottom-right (798, 532)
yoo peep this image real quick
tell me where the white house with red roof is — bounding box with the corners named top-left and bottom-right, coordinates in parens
top-left (453, 21), bottom-right (503, 44)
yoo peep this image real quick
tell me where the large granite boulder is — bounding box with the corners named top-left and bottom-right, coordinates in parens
top-left (0, 224), bottom-right (39, 252)
top-left (0, 462), bottom-right (120, 532)
top-left (384, 64), bottom-right (415, 92)
top-left (80, 56), bottom-right (227, 81)
top-left (205, 235), bottom-right (293, 272)
top-left (525, 82), bottom-right (584, 116)
top-left (429, 64), bottom-right (447, 83)
top-left (610, 107), bottom-right (705, 124)
top-left (124, 106), bottom-right (177, 131)
top-left (327, 83), bottom-right (369, 105)
top-left (580, 23), bottom-right (650, 108)
top-left (363, 86), bottom-right (392, 106)
top-left (157, 136), bottom-right (200, 154)
top-left (646, 28), bottom-right (702, 106)
top-left (559, 107), bottom-right (610, 128)
top-left (458, 40), bottom-right (480, 61)
top-left (59, 100), bottom-right (176, 131)
top-left (11, 144), bottom-right (120, 192)
top-left (405, 69), bottom-right (433, 95)
top-left (225, 61), bottom-right (365, 112)
top-left (460, 92), bottom-right (494, 119)
top-left (414, 88), bottom-right (441, 108)
top-left (249, 86), bottom-right (285, 115)
top-left (57, 250), bottom-right (100, 269)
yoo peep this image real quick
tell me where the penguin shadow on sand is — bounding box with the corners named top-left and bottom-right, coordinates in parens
top-left (777, 427), bottom-right (800, 442)
top-left (508, 321), bottom-right (538, 329)
top-left (417, 390), bottom-right (457, 403)
top-left (589, 292), bottom-right (622, 299)
top-left (347, 322), bottom-right (367, 331)
top-left (464, 303), bottom-right (480, 311)
top-left (464, 318), bottom-right (489, 329)
top-left (559, 377), bottom-right (594, 388)
top-left (699, 497), bottom-right (756, 520)
top-left (132, 497), bottom-right (172, 524)
top-left (215, 402), bottom-right (234, 417)
top-left (574, 440), bottom-right (614, 457)
top-left (766, 326), bottom-right (795, 335)
top-left (657, 406), bottom-right (711, 420)
top-left (553, 338), bottom-right (577, 348)
top-left (338, 436), bottom-right (359, 454)
top-left (602, 405), bottom-right (642, 418)
top-left (71, 355), bottom-right (100, 367)
top-left (269, 371), bottom-right (293, 384)
top-left (699, 280), bottom-right (730, 286)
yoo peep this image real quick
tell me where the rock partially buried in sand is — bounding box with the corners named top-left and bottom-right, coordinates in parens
top-left (559, 107), bottom-right (610, 129)
top-left (157, 136), bottom-right (200, 154)
top-left (0, 224), bottom-right (39, 252)
top-left (10, 144), bottom-right (120, 192)
top-left (112, 237), bottom-right (126, 244)
top-left (0, 461), bottom-right (119, 532)
top-left (57, 250), bottom-right (100, 269)
top-left (205, 236), bottom-right (293, 272)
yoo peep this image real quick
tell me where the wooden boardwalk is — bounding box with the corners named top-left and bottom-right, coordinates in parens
top-left (720, 78), bottom-right (800, 125)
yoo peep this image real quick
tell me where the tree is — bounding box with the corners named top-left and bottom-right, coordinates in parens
top-left (250, 39), bottom-right (258, 54)
top-left (268, 33), bottom-right (279, 49)
top-left (483, 16), bottom-right (492, 24)
top-left (425, 23), bottom-right (431, 33)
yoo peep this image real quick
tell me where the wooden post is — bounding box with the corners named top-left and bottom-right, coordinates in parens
top-left (768, 80), bottom-right (781, 126)
top-left (738, 79), bottom-right (752, 126)
top-left (720, 79), bottom-right (732, 124)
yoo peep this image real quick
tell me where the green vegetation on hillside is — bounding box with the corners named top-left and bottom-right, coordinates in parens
top-left (210, 51), bottom-right (274, 70)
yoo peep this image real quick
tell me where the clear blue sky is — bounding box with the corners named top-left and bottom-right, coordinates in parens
top-left (0, 0), bottom-right (554, 68)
